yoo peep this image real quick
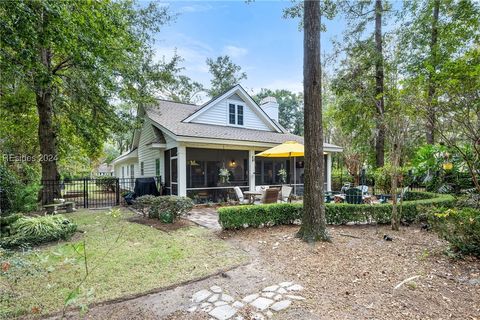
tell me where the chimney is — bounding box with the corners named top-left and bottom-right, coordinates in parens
top-left (259, 96), bottom-right (279, 122)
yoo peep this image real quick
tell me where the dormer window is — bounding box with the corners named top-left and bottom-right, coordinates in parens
top-left (228, 103), bottom-right (244, 126)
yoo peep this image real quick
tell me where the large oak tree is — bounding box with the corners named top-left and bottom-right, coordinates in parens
top-left (0, 0), bottom-right (171, 204)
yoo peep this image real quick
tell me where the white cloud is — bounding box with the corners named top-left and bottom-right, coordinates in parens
top-left (223, 45), bottom-right (248, 58)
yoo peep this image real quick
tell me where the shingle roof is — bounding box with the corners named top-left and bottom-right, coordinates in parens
top-left (145, 99), bottom-right (342, 151)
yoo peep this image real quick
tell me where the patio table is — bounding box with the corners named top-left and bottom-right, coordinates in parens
top-left (243, 191), bottom-right (263, 204)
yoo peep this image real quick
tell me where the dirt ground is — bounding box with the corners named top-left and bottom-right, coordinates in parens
top-left (58, 224), bottom-right (480, 320)
top-left (220, 224), bottom-right (480, 320)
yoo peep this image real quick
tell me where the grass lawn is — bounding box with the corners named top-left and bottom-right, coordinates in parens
top-left (0, 209), bottom-right (246, 318)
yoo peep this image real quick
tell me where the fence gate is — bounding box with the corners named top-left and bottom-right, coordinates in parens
top-left (41, 177), bottom-right (161, 209)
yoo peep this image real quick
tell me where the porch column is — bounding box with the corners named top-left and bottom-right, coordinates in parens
top-left (326, 153), bottom-right (332, 192)
top-left (248, 149), bottom-right (256, 191)
top-left (178, 145), bottom-right (187, 196)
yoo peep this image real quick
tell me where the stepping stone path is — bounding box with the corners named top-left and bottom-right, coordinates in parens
top-left (188, 282), bottom-right (304, 319)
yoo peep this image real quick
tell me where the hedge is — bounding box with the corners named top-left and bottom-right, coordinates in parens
top-left (218, 192), bottom-right (455, 230)
top-left (429, 207), bottom-right (480, 257)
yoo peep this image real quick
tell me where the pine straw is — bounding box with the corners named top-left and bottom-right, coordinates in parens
top-left (221, 224), bottom-right (480, 319)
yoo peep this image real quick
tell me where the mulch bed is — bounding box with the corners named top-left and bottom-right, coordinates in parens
top-left (221, 224), bottom-right (480, 319)
top-left (127, 216), bottom-right (194, 232)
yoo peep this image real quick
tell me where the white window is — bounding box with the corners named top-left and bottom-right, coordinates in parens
top-left (155, 159), bottom-right (161, 177)
top-left (228, 103), bottom-right (244, 126)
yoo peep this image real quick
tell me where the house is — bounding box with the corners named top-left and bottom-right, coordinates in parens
top-left (112, 85), bottom-right (342, 202)
top-left (94, 163), bottom-right (114, 177)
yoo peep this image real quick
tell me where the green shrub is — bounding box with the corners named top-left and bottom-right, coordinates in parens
top-left (0, 213), bottom-right (22, 237)
top-left (429, 207), bottom-right (480, 257)
top-left (95, 176), bottom-right (117, 192)
top-left (148, 196), bottom-right (194, 223)
top-left (218, 192), bottom-right (455, 230)
top-left (456, 192), bottom-right (480, 210)
top-left (373, 165), bottom-right (411, 194)
top-left (133, 195), bottom-right (156, 217)
top-left (0, 215), bottom-right (77, 249)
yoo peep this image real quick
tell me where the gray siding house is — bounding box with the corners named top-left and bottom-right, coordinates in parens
top-left (112, 85), bottom-right (342, 201)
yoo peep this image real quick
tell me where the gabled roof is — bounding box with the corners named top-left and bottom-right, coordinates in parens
top-left (182, 84), bottom-right (283, 133)
top-left (144, 100), bottom-right (343, 152)
top-left (111, 148), bottom-right (138, 164)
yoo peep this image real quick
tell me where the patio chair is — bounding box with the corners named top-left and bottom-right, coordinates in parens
top-left (345, 188), bottom-right (363, 204)
top-left (233, 186), bottom-right (249, 204)
top-left (255, 185), bottom-right (269, 201)
top-left (280, 185), bottom-right (293, 203)
top-left (357, 185), bottom-right (369, 195)
top-left (262, 188), bottom-right (280, 204)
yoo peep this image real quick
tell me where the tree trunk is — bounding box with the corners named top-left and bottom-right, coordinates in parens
top-left (426, 0), bottom-right (440, 144)
top-left (297, 0), bottom-right (329, 242)
top-left (36, 47), bottom-right (60, 205)
top-left (374, 0), bottom-right (385, 168)
top-left (391, 145), bottom-right (400, 231)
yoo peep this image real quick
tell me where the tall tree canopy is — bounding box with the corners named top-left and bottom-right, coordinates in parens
top-left (0, 0), bottom-right (172, 203)
top-left (206, 55), bottom-right (247, 97)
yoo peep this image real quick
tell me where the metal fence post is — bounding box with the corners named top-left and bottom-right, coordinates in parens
top-left (84, 178), bottom-right (89, 208)
top-left (116, 178), bottom-right (120, 206)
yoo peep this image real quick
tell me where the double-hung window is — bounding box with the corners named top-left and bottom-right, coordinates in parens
top-left (228, 103), bottom-right (244, 126)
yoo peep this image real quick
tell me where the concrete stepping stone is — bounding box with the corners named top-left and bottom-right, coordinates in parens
top-left (250, 297), bottom-right (274, 311)
top-left (200, 302), bottom-right (213, 312)
top-left (209, 304), bottom-right (237, 320)
top-left (277, 287), bottom-right (287, 294)
top-left (262, 292), bottom-right (275, 298)
top-left (208, 294), bottom-right (220, 302)
top-left (286, 294), bottom-right (305, 300)
top-left (262, 285), bottom-right (279, 292)
top-left (232, 301), bottom-right (244, 309)
top-left (273, 294), bottom-right (282, 301)
top-left (286, 284), bottom-right (303, 291)
top-left (192, 289), bottom-right (212, 302)
top-left (211, 285), bottom-right (222, 293)
top-left (270, 300), bottom-right (292, 311)
top-left (242, 293), bottom-right (259, 303)
top-left (214, 301), bottom-right (228, 307)
top-left (221, 293), bottom-right (235, 302)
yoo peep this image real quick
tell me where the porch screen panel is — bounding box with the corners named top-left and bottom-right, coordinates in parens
top-left (186, 148), bottom-right (248, 188)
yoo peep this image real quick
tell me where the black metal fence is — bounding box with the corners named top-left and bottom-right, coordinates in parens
top-left (41, 177), bottom-right (162, 208)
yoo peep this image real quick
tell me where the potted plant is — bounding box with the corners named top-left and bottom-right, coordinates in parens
top-left (219, 168), bottom-right (230, 184)
top-left (278, 168), bottom-right (288, 184)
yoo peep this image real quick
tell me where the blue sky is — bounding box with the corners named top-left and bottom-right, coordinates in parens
top-left (154, 1), bottom-right (348, 96)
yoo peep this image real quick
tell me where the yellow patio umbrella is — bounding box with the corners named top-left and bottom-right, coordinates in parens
top-left (256, 141), bottom-right (304, 193)
top-left (255, 141), bottom-right (304, 158)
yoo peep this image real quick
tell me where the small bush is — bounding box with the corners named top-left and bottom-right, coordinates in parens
top-left (95, 176), bottom-right (117, 192)
top-left (148, 196), bottom-right (194, 223)
top-left (456, 192), bottom-right (480, 210)
top-left (133, 195), bottom-right (156, 217)
top-left (0, 215), bottom-right (77, 249)
top-left (218, 192), bottom-right (455, 229)
top-left (429, 207), bottom-right (480, 257)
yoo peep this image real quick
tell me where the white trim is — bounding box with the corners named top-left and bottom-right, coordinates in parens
top-left (112, 149), bottom-right (138, 164)
top-left (177, 145), bottom-right (187, 197)
top-left (248, 149), bottom-right (256, 191)
top-left (148, 143), bottom-right (167, 149)
top-left (327, 153), bottom-right (332, 192)
top-left (183, 85), bottom-right (282, 133)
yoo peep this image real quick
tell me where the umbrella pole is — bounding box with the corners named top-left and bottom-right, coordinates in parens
top-left (293, 155), bottom-right (296, 195)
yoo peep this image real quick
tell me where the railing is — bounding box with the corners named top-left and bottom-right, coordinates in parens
top-left (41, 177), bottom-right (162, 208)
